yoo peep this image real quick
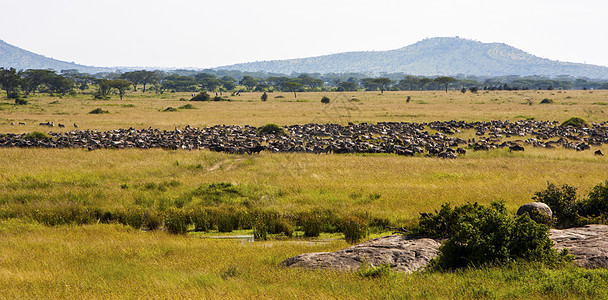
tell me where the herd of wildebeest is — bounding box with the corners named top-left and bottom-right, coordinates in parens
top-left (2, 120), bottom-right (607, 158)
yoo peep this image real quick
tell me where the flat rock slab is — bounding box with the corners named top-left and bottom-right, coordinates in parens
top-left (281, 235), bottom-right (441, 274)
top-left (550, 224), bottom-right (608, 268)
top-left (283, 225), bottom-right (608, 272)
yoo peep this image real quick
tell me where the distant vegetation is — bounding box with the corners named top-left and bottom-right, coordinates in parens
top-left (2, 66), bottom-right (607, 103)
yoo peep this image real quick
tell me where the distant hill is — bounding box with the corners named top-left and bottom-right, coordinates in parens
top-left (216, 37), bottom-right (608, 79)
top-left (0, 39), bottom-right (106, 73)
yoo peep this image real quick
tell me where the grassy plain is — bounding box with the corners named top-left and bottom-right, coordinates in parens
top-left (1, 89), bottom-right (608, 298)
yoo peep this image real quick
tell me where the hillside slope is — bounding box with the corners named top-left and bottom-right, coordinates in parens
top-left (217, 37), bottom-right (608, 79)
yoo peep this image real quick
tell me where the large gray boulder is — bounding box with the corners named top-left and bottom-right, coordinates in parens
top-left (550, 225), bottom-right (608, 268)
top-left (281, 235), bottom-right (440, 273)
top-left (517, 202), bottom-right (552, 225)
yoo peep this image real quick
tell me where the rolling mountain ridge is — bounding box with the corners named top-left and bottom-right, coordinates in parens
top-left (0, 39), bottom-right (105, 73)
top-left (216, 37), bottom-right (608, 79)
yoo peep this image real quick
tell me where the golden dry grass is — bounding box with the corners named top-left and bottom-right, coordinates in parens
top-left (1, 89), bottom-right (607, 132)
top-left (2, 89), bottom-right (608, 298)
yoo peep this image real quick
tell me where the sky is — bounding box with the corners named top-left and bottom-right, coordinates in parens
top-left (1, 0), bottom-right (607, 69)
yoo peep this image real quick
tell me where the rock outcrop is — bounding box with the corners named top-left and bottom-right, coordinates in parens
top-left (550, 225), bottom-right (608, 268)
top-left (283, 225), bottom-right (608, 272)
top-left (282, 235), bottom-right (440, 274)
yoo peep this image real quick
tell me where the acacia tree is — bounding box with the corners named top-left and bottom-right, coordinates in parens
top-left (371, 78), bottom-right (393, 94)
top-left (110, 79), bottom-right (133, 100)
top-left (21, 69), bottom-right (55, 95)
top-left (434, 76), bottom-right (456, 92)
top-left (122, 70), bottom-right (160, 92)
top-left (239, 76), bottom-right (258, 91)
top-left (284, 81), bottom-right (302, 98)
top-left (0, 67), bottom-right (22, 97)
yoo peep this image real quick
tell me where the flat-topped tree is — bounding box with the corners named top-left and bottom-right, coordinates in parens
top-left (284, 81), bottom-right (302, 98)
top-left (434, 76), bottom-right (456, 92)
top-left (371, 78), bottom-right (393, 94)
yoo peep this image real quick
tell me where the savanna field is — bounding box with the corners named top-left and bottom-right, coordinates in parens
top-left (2, 89), bottom-right (608, 298)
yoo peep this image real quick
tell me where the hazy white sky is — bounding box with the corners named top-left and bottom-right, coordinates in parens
top-left (1, 0), bottom-right (607, 68)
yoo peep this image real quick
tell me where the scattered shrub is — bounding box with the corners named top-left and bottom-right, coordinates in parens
top-left (89, 108), bottom-right (109, 114)
top-left (165, 209), bottom-right (190, 234)
top-left (341, 215), bottom-right (368, 244)
top-left (257, 123), bottom-right (287, 135)
top-left (540, 98), bottom-right (554, 104)
top-left (179, 104), bottom-right (195, 109)
top-left (301, 214), bottom-right (322, 237)
top-left (534, 181), bottom-right (608, 228)
top-left (190, 209), bottom-right (211, 232)
top-left (561, 117), bottom-right (589, 128)
top-left (190, 92), bottom-right (211, 101)
top-left (24, 131), bottom-right (50, 140)
top-left (252, 219), bottom-right (268, 240)
top-left (321, 96), bottom-right (330, 104)
top-left (163, 107), bottom-right (178, 112)
top-left (14, 98), bottom-right (27, 105)
top-left (533, 183), bottom-right (579, 228)
top-left (144, 210), bottom-right (163, 230)
top-left (119, 208), bottom-right (145, 230)
top-left (216, 215), bottom-right (235, 232)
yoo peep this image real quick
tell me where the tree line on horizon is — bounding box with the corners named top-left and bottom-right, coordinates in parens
top-left (1, 67), bottom-right (608, 103)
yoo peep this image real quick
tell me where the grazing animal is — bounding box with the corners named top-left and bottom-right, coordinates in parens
top-left (74, 123), bottom-right (79, 128)
top-left (18, 122), bottom-right (25, 125)
top-left (58, 123), bottom-right (65, 128)
top-left (10, 122), bottom-right (15, 125)
top-left (595, 150), bottom-right (605, 156)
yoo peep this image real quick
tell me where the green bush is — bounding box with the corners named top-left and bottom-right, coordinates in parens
top-left (119, 208), bottom-right (145, 229)
top-left (581, 181), bottom-right (608, 218)
top-left (190, 209), bottom-right (211, 232)
top-left (300, 214), bottom-right (322, 237)
top-left (415, 202), bottom-right (573, 270)
top-left (216, 215), bottom-right (235, 232)
top-left (144, 209), bottom-right (163, 230)
top-left (561, 117), bottom-right (589, 128)
top-left (321, 96), bottom-right (330, 104)
top-left (163, 107), bottom-right (178, 112)
top-left (89, 108), bottom-right (109, 114)
top-left (252, 219), bottom-right (268, 240)
top-left (341, 215), bottom-right (368, 244)
top-left (178, 104), bottom-right (195, 109)
top-left (165, 209), bottom-right (190, 234)
top-left (534, 181), bottom-right (608, 228)
top-left (540, 98), bottom-right (554, 104)
top-left (533, 183), bottom-right (579, 228)
top-left (14, 98), bottom-right (27, 105)
top-left (24, 131), bottom-right (50, 140)
top-left (190, 92), bottom-right (211, 101)
top-left (257, 123), bottom-right (287, 135)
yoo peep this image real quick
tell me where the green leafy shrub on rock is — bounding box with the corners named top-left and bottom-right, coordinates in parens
top-left (410, 202), bottom-right (573, 270)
